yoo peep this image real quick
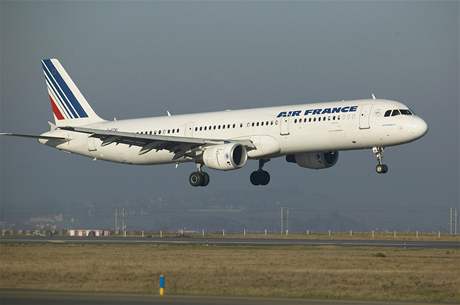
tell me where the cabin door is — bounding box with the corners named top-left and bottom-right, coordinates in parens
top-left (184, 123), bottom-right (194, 137)
top-left (359, 104), bottom-right (372, 129)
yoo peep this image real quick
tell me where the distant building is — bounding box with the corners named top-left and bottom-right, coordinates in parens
top-left (68, 229), bottom-right (110, 237)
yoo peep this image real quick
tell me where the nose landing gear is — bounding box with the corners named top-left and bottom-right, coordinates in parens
top-left (189, 164), bottom-right (210, 187)
top-left (373, 146), bottom-right (388, 174)
top-left (250, 159), bottom-right (271, 186)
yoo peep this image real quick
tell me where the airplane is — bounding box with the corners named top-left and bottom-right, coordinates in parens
top-left (0, 59), bottom-right (428, 187)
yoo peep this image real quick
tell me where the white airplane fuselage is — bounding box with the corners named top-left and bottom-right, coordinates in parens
top-left (41, 99), bottom-right (427, 165)
top-left (2, 59), bottom-right (428, 186)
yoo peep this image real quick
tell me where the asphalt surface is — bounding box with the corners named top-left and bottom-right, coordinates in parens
top-left (0, 236), bottom-right (459, 249)
top-left (0, 290), bottom-right (451, 305)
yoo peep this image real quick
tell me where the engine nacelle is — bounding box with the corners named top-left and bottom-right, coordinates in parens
top-left (286, 151), bottom-right (339, 169)
top-left (203, 143), bottom-right (248, 171)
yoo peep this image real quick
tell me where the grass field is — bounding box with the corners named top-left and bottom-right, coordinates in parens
top-left (1, 243), bottom-right (459, 303)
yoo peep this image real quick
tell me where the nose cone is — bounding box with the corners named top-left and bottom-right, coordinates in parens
top-left (408, 117), bottom-right (428, 140)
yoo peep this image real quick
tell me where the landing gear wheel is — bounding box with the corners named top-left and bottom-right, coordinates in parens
top-left (376, 164), bottom-right (388, 174)
top-left (250, 159), bottom-right (271, 186)
top-left (250, 170), bottom-right (270, 186)
top-left (250, 171), bottom-right (260, 185)
top-left (189, 171), bottom-right (210, 187)
top-left (372, 147), bottom-right (388, 175)
top-left (260, 170), bottom-right (270, 185)
top-left (201, 172), bottom-right (210, 186)
top-left (189, 172), bottom-right (203, 187)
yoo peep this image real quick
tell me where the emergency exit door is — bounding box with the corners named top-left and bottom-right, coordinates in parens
top-left (279, 117), bottom-right (290, 135)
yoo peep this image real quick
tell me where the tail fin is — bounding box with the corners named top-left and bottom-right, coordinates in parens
top-left (41, 58), bottom-right (104, 126)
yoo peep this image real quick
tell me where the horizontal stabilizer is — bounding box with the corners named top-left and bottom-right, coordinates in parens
top-left (0, 132), bottom-right (67, 140)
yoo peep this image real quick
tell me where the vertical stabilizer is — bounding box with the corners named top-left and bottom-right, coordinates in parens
top-left (41, 58), bottom-right (104, 126)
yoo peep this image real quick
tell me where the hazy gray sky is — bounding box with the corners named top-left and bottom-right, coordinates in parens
top-left (0, 1), bottom-right (458, 231)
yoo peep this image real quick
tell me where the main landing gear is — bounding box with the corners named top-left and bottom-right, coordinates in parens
top-left (250, 159), bottom-right (271, 186)
top-left (189, 164), bottom-right (210, 187)
top-left (373, 146), bottom-right (388, 174)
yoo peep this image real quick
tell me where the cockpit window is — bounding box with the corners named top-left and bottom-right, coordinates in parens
top-left (400, 109), bottom-right (412, 115)
top-left (384, 110), bottom-right (392, 117)
top-left (391, 109), bottom-right (400, 116)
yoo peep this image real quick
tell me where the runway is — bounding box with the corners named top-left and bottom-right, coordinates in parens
top-left (0, 290), bottom-right (449, 305)
top-left (0, 236), bottom-right (458, 248)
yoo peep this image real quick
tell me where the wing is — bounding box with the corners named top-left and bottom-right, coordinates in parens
top-left (60, 126), bottom-right (255, 160)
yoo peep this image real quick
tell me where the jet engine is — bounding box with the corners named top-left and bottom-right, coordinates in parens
top-left (203, 143), bottom-right (248, 171)
top-left (286, 151), bottom-right (339, 169)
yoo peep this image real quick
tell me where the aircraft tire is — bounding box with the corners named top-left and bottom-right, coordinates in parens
top-left (250, 170), bottom-right (270, 186)
top-left (201, 172), bottom-right (210, 186)
top-left (189, 172), bottom-right (203, 187)
top-left (250, 171), bottom-right (260, 185)
top-left (260, 170), bottom-right (270, 185)
top-left (376, 164), bottom-right (388, 174)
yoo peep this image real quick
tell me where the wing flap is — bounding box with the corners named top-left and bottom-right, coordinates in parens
top-left (59, 126), bottom-right (256, 154)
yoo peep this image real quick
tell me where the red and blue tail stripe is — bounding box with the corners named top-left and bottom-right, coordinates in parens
top-left (42, 59), bottom-right (88, 120)
top-left (48, 94), bottom-right (65, 120)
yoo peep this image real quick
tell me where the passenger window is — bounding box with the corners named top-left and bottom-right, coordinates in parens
top-left (240, 123), bottom-right (243, 128)
top-left (391, 110), bottom-right (400, 116)
top-left (294, 119), bottom-right (297, 123)
top-left (233, 124), bottom-right (236, 128)
top-left (384, 110), bottom-right (392, 117)
top-left (252, 122), bottom-right (255, 127)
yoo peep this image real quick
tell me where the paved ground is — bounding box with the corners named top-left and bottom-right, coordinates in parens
top-left (0, 236), bottom-right (459, 249)
top-left (0, 290), bottom-right (450, 305)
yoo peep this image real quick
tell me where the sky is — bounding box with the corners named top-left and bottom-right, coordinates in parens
top-left (0, 1), bottom-right (458, 232)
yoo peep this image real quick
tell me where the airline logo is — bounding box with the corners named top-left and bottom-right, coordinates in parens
top-left (42, 59), bottom-right (88, 120)
top-left (277, 106), bottom-right (358, 118)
